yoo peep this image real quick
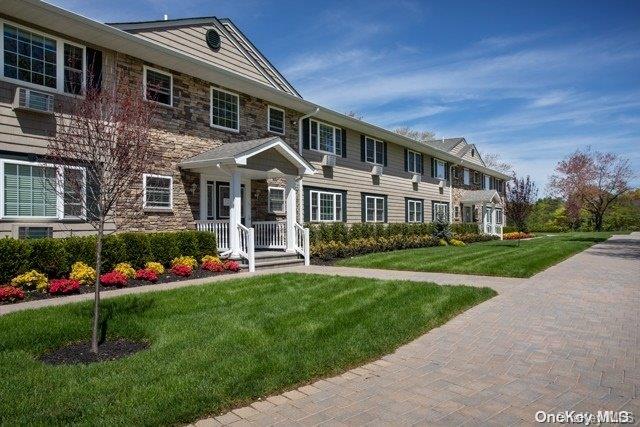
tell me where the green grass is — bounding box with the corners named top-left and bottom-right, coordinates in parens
top-left (337, 232), bottom-right (618, 278)
top-left (0, 273), bottom-right (495, 425)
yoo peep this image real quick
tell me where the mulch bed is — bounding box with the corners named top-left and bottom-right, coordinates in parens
top-left (1, 268), bottom-right (240, 306)
top-left (39, 338), bottom-right (149, 365)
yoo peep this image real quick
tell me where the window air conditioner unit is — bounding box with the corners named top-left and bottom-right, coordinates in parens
top-left (438, 179), bottom-right (445, 188)
top-left (371, 165), bottom-right (383, 176)
top-left (411, 173), bottom-right (422, 183)
top-left (13, 87), bottom-right (54, 114)
top-left (321, 154), bottom-right (336, 167)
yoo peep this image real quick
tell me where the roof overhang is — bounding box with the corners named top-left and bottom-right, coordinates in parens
top-left (2, 0), bottom-right (509, 178)
top-left (460, 190), bottom-right (503, 204)
top-left (179, 137), bottom-right (315, 176)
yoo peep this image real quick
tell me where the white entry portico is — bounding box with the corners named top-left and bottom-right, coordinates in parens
top-left (458, 189), bottom-right (505, 239)
top-left (179, 137), bottom-right (315, 271)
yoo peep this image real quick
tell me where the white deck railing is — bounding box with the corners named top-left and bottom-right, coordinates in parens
top-left (253, 220), bottom-right (287, 249)
top-left (195, 220), bottom-right (230, 250)
top-left (294, 222), bottom-right (310, 266)
top-left (237, 223), bottom-right (255, 272)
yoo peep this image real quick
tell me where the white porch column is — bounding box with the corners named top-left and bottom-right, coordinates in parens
top-left (491, 203), bottom-right (497, 235)
top-left (228, 169), bottom-right (242, 258)
top-left (243, 179), bottom-right (252, 228)
top-left (285, 176), bottom-right (297, 252)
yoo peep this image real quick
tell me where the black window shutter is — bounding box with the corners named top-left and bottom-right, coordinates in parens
top-left (86, 47), bottom-right (103, 92)
top-left (420, 201), bottom-right (425, 223)
top-left (445, 163), bottom-right (450, 180)
top-left (403, 148), bottom-right (408, 172)
top-left (303, 186), bottom-right (310, 222)
top-left (342, 191), bottom-right (348, 222)
top-left (431, 158), bottom-right (436, 178)
top-left (383, 142), bottom-right (388, 167)
top-left (302, 118), bottom-right (310, 150)
top-left (404, 199), bottom-right (408, 222)
top-left (383, 196), bottom-right (388, 223)
top-left (360, 135), bottom-right (365, 162)
top-left (341, 129), bottom-right (347, 158)
top-left (420, 154), bottom-right (425, 174)
top-left (310, 121), bottom-right (318, 149)
top-left (361, 193), bottom-right (366, 222)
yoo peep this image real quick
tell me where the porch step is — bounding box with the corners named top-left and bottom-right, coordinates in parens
top-left (240, 250), bottom-right (305, 270)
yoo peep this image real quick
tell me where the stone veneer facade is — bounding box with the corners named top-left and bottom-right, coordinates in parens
top-left (110, 52), bottom-right (301, 232)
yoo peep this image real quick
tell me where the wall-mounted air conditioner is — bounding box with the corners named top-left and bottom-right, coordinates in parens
top-left (411, 173), bottom-right (422, 183)
top-left (438, 179), bottom-right (445, 188)
top-left (321, 154), bottom-right (336, 167)
top-left (371, 165), bottom-right (383, 176)
top-left (13, 87), bottom-right (54, 114)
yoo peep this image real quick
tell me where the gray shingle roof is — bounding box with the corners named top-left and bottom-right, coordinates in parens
top-left (459, 190), bottom-right (502, 204)
top-left (423, 137), bottom-right (465, 153)
top-left (181, 137), bottom-right (279, 164)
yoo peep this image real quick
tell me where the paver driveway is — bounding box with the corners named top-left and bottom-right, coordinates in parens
top-left (201, 233), bottom-right (640, 426)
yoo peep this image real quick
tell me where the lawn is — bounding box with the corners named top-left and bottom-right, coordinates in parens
top-left (337, 232), bottom-right (617, 278)
top-left (0, 273), bottom-right (495, 425)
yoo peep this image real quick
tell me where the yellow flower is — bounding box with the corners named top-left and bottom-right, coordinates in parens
top-left (11, 270), bottom-right (48, 292)
top-left (114, 262), bottom-right (136, 279)
top-left (201, 255), bottom-right (220, 264)
top-left (69, 261), bottom-right (96, 286)
top-left (145, 262), bottom-right (165, 275)
top-left (171, 256), bottom-right (197, 269)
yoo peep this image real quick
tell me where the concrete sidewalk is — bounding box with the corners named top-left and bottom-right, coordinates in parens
top-left (196, 233), bottom-right (640, 426)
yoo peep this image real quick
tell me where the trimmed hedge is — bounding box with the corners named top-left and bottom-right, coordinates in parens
top-left (0, 230), bottom-right (217, 283)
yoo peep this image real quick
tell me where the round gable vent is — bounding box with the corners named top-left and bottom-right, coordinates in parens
top-left (206, 29), bottom-right (221, 51)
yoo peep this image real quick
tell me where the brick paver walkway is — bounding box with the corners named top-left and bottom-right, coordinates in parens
top-left (196, 233), bottom-right (640, 426)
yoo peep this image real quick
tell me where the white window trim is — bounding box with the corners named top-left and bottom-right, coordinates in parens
top-left (0, 159), bottom-right (86, 220)
top-left (364, 195), bottom-right (385, 223)
top-left (267, 186), bottom-right (285, 213)
top-left (435, 160), bottom-right (446, 180)
top-left (433, 202), bottom-right (449, 221)
top-left (407, 149), bottom-right (421, 174)
top-left (406, 199), bottom-right (423, 223)
top-left (210, 86), bottom-right (240, 133)
top-left (454, 205), bottom-right (460, 220)
top-left (143, 173), bottom-right (173, 211)
top-left (484, 174), bottom-right (491, 190)
top-left (309, 189), bottom-right (342, 222)
top-left (309, 119), bottom-right (342, 156)
top-left (267, 105), bottom-right (285, 135)
top-left (0, 19), bottom-right (86, 96)
top-left (143, 65), bottom-right (173, 107)
top-left (364, 136), bottom-right (384, 166)
top-left (463, 168), bottom-right (470, 185)
top-left (496, 208), bottom-right (503, 225)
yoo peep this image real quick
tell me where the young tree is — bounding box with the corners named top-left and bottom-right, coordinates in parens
top-left (506, 174), bottom-right (538, 231)
top-left (47, 71), bottom-right (157, 353)
top-left (549, 148), bottom-right (633, 231)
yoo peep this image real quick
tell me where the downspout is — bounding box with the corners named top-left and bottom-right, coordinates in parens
top-left (297, 107), bottom-right (320, 223)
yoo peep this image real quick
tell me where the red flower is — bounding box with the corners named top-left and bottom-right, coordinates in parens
top-left (223, 260), bottom-right (241, 272)
top-left (202, 260), bottom-right (224, 272)
top-left (49, 279), bottom-right (80, 295)
top-left (0, 286), bottom-right (25, 302)
top-left (100, 271), bottom-right (128, 287)
top-left (135, 268), bottom-right (158, 282)
top-left (171, 264), bottom-right (192, 277)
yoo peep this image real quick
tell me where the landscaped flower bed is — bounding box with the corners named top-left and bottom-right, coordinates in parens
top-left (503, 231), bottom-right (535, 240)
top-left (0, 255), bottom-right (241, 305)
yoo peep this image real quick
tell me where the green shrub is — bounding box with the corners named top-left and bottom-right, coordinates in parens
top-left (27, 238), bottom-right (68, 278)
top-left (311, 235), bottom-right (440, 261)
top-left (194, 231), bottom-right (218, 259)
top-left (174, 230), bottom-right (199, 258)
top-left (0, 238), bottom-right (30, 283)
top-left (62, 236), bottom-right (96, 268)
top-left (119, 232), bottom-right (152, 268)
top-left (147, 232), bottom-right (180, 266)
top-left (451, 223), bottom-right (479, 235)
top-left (101, 234), bottom-right (127, 271)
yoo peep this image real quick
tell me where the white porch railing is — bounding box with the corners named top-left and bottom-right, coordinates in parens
top-left (237, 223), bottom-right (255, 272)
top-left (254, 220), bottom-right (287, 249)
top-left (196, 220), bottom-right (230, 250)
top-left (294, 223), bottom-right (310, 266)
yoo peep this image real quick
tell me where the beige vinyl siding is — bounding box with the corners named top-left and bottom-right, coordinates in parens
top-left (130, 24), bottom-right (273, 87)
top-left (302, 128), bottom-right (450, 223)
top-left (461, 147), bottom-right (486, 167)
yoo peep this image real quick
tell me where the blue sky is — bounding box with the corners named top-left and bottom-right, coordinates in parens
top-left (50, 0), bottom-right (640, 189)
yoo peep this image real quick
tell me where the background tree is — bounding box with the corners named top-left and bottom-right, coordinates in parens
top-left (506, 174), bottom-right (538, 231)
top-left (483, 152), bottom-right (513, 174)
top-left (47, 71), bottom-right (157, 353)
top-left (393, 127), bottom-right (435, 143)
top-left (549, 148), bottom-right (633, 231)
top-left (345, 110), bottom-right (363, 120)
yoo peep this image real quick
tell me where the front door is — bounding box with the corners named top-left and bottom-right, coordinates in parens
top-left (463, 205), bottom-right (473, 223)
top-left (484, 207), bottom-right (493, 234)
top-left (206, 181), bottom-right (245, 221)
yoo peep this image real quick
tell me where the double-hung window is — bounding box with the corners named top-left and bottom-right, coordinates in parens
top-left (474, 171), bottom-right (481, 184)
top-left (2, 21), bottom-right (86, 94)
top-left (432, 202), bottom-right (449, 222)
top-left (1, 160), bottom-right (85, 219)
top-left (463, 168), bottom-right (470, 185)
top-left (210, 87), bottom-right (239, 131)
top-left (406, 199), bottom-right (423, 223)
top-left (144, 66), bottom-right (172, 106)
top-left (407, 150), bottom-right (422, 173)
top-left (365, 137), bottom-right (384, 165)
top-left (496, 209), bottom-right (503, 225)
top-left (267, 106), bottom-right (285, 134)
top-left (310, 190), bottom-right (342, 222)
top-left (364, 195), bottom-right (385, 223)
top-left (434, 159), bottom-right (446, 179)
top-left (268, 187), bottom-right (285, 213)
top-left (143, 174), bottom-right (172, 210)
top-left (310, 120), bottom-right (342, 155)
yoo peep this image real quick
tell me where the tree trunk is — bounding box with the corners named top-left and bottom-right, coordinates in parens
top-left (593, 213), bottom-right (604, 231)
top-left (91, 221), bottom-right (104, 354)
